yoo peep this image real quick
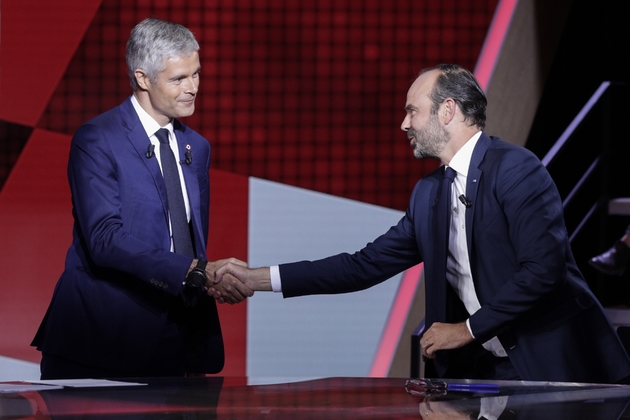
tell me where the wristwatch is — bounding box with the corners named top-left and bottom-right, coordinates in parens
top-left (185, 259), bottom-right (208, 288)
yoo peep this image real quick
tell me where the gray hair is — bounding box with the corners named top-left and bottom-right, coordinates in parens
top-left (421, 64), bottom-right (487, 130)
top-left (126, 18), bottom-right (199, 91)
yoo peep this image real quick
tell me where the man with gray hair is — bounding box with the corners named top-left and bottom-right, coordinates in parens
top-left (32, 18), bottom-right (253, 379)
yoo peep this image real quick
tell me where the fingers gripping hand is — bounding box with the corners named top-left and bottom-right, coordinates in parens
top-left (205, 258), bottom-right (252, 304)
top-left (206, 257), bottom-right (248, 277)
top-left (212, 264), bottom-right (272, 305)
top-left (215, 263), bottom-right (272, 293)
top-left (215, 263), bottom-right (249, 287)
top-left (210, 273), bottom-right (254, 304)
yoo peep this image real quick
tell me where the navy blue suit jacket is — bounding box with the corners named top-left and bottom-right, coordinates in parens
top-left (279, 133), bottom-right (630, 383)
top-left (32, 97), bottom-right (223, 374)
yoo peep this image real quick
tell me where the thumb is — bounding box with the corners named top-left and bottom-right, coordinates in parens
top-left (214, 262), bottom-right (244, 284)
top-left (214, 264), bottom-right (228, 284)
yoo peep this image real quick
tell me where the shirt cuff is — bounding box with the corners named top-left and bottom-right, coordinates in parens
top-left (466, 319), bottom-right (476, 339)
top-left (270, 265), bottom-right (282, 292)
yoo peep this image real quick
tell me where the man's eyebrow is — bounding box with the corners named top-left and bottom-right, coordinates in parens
top-left (169, 67), bottom-right (201, 81)
top-left (405, 104), bottom-right (416, 112)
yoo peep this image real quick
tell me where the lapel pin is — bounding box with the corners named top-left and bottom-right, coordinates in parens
top-left (182, 144), bottom-right (193, 165)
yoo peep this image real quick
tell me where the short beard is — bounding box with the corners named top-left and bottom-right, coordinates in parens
top-left (409, 114), bottom-right (450, 159)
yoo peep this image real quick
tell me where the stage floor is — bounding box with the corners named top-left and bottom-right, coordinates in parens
top-left (2, 376), bottom-right (630, 419)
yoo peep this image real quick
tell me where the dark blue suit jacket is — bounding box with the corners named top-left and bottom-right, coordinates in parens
top-left (32, 97), bottom-right (223, 374)
top-left (279, 133), bottom-right (630, 383)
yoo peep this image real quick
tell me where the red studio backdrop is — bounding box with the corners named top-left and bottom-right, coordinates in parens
top-left (0, 0), bottom-right (498, 375)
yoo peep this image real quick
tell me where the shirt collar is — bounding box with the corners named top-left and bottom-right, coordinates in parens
top-left (447, 131), bottom-right (482, 177)
top-left (130, 95), bottom-right (174, 137)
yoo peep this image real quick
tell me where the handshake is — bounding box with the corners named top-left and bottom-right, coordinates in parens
top-left (195, 258), bottom-right (271, 304)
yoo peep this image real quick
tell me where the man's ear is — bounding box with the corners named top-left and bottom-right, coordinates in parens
top-left (135, 69), bottom-right (150, 91)
top-left (441, 98), bottom-right (457, 125)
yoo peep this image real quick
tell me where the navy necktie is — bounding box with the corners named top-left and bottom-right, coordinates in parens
top-left (155, 128), bottom-right (194, 257)
top-left (432, 167), bottom-right (456, 320)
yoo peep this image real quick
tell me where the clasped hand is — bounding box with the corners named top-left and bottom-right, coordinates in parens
top-left (206, 262), bottom-right (272, 304)
top-left (201, 258), bottom-right (254, 304)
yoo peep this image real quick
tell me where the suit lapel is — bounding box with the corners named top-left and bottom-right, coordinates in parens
top-left (465, 133), bottom-right (491, 256)
top-left (121, 97), bottom-right (170, 222)
top-left (174, 123), bottom-right (204, 257)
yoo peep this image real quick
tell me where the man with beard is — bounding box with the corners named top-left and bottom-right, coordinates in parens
top-left (214, 64), bottom-right (630, 383)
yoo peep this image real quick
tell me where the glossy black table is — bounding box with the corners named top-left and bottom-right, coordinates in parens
top-left (2, 376), bottom-right (630, 419)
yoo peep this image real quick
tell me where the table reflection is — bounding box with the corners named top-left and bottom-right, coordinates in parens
top-left (1, 377), bottom-right (630, 419)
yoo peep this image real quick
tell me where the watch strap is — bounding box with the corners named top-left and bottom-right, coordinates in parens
top-left (195, 259), bottom-right (208, 272)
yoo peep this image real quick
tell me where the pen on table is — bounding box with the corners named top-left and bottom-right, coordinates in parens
top-left (405, 379), bottom-right (500, 395)
top-left (445, 383), bottom-right (500, 393)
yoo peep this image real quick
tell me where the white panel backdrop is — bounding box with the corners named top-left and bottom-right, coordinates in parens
top-left (247, 178), bottom-right (405, 381)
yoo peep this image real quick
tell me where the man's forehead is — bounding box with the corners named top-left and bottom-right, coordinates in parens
top-left (405, 70), bottom-right (437, 107)
top-left (411, 70), bottom-right (438, 94)
top-left (163, 51), bottom-right (199, 65)
top-left (159, 52), bottom-right (200, 74)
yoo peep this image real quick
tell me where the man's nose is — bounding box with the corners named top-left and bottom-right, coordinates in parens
top-left (184, 78), bottom-right (198, 94)
top-left (401, 115), bottom-right (410, 131)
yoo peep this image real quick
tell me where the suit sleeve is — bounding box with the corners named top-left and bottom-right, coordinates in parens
top-left (68, 122), bottom-right (192, 295)
top-left (468, 148), bottom-right (575, 342)
top-left (279, 192), bottom-right (424, 298)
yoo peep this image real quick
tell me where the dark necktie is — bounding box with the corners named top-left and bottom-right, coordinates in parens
top-left (436, 167), bottom-right (456, 268)
top-left (433, 167), bottom-right (456, 315)
top-left (155, 128), bottom-right (194, 257)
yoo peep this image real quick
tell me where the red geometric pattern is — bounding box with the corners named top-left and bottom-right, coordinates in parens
top-left (33, 0), bottom-right (497, 210)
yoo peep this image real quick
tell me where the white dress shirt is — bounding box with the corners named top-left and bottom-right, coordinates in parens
top-left (446, 131), bottom-right (506, 357)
